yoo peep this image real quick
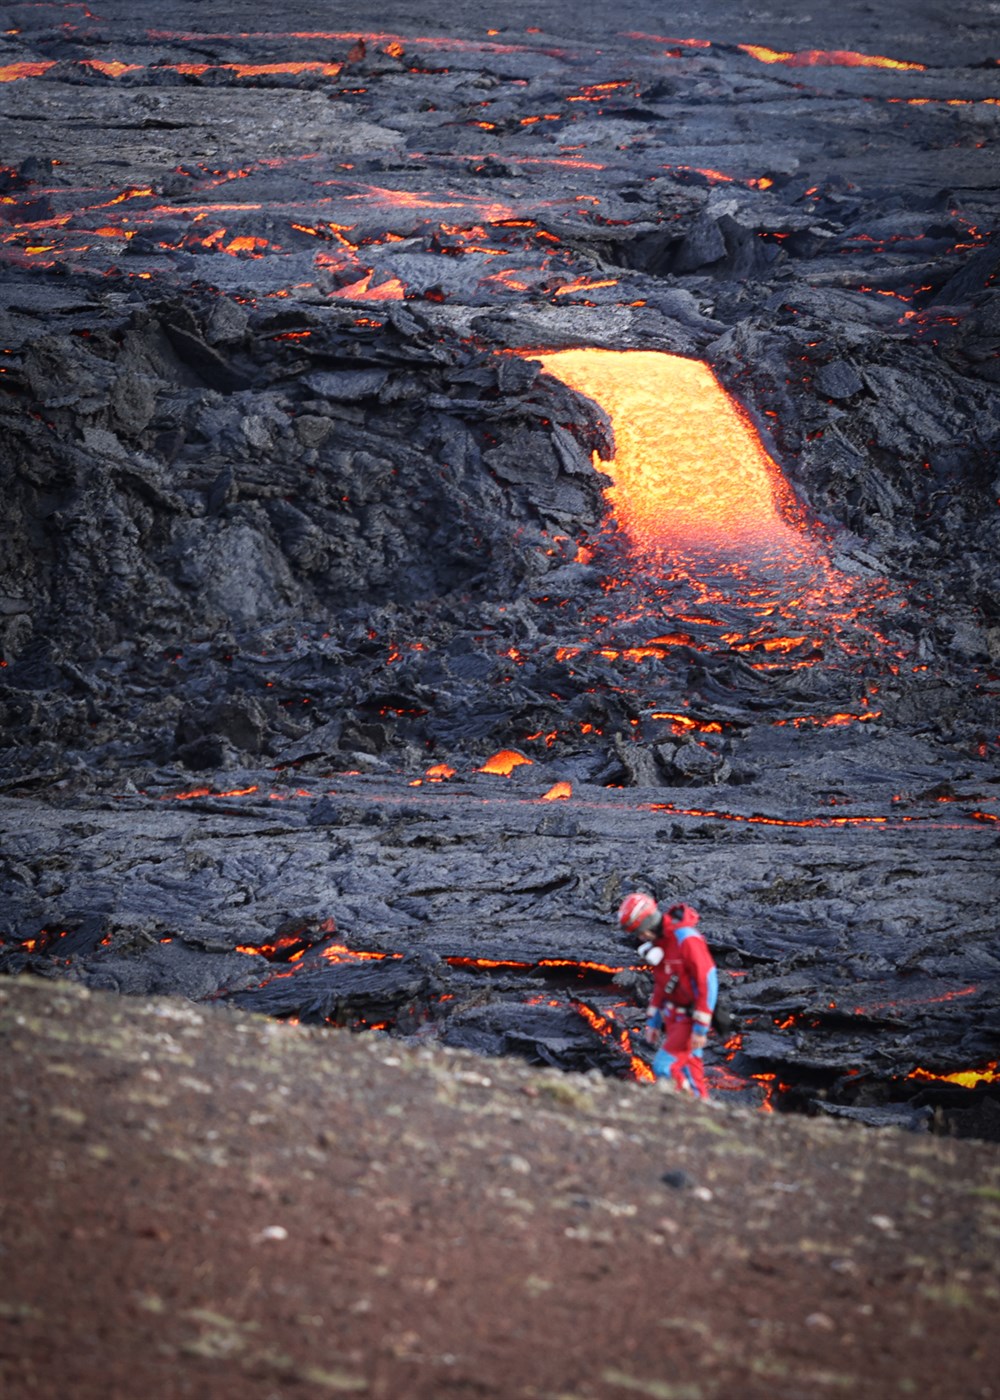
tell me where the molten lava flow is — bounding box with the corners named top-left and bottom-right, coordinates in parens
top-left (235, 933), bottom-right (313, 962)
top-left (82, 59), bottom-right (143, 78)
top-left (774, 711), bottom-right (881, 729)
top-left (329, 270), bottom-right (406, 300)
top-left (553, 276), bottom-right (619, 298)
top-left (623, 33), bottom-right (712, 49)
top-left (444, 954), bottom-right (626, 976)
top-left (739, 44), bottom-right (926, 69)
top-left (479, 749), bottom-right (532, 775)
top-left (541, 781), bottom-right (572, 801)
top-left (320, 943), bottom-right (397, 964)
top-left (531, 348), bottom-right (814, 559)
top-left (0, 61), bottom-right (56, 81)
top-left (161, 784), bottom-right (259, 800)
top-left (650, 713), bottom-right (724, 735)
top-left (908, 1062), bottom-right (999, 1088)
top-left (573, 1001), bottom-right (655, 1081)
top-left (643, 801), bottom-right (959, 829)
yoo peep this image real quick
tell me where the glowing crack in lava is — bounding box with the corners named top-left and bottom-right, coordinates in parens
top-left (531, 348), bottom-right (816, 562)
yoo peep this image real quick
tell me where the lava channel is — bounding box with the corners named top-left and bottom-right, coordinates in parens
top-left (531, 348), bottom-right (820, 562)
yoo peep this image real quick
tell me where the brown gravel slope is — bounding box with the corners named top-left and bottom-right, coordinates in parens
top-left (1, 975), bottom-right (998, 1400)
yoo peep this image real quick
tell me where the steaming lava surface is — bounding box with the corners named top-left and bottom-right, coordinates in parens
top-left (2, 1), bottom-right (1000, 1134)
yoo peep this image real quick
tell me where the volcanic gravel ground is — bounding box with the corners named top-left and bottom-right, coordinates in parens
top-left (1, 0), bottom-right (999, 1135)
top-left (3, 975), bottom-right (1000, 1400)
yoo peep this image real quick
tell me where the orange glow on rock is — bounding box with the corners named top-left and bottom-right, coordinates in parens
top-left (752, 1072), bottom-right (778, 1111)
top-left (644, 801), bottom-right (919, 829)
top-left (553, 276), bottom-right (620, 297)
top-left (774, 711), bottom-right (882, 729)
top-left (161, 785), bottom-right (258, 801)
top-left (531, 348), bottom-right (812, 557)
top-left (541, 781), bottom-right (572, 801)
top-left (224, 234), bottom-right (269, 255)
top-left (426, 763), bottom-right (456, 781)
top-left (651, 713), bottom-right (724, 735)
top-left (574, 1001), bottom-right (655, 1082)
top-left (320, 943), bottom-right (397, 964)
top-left (479, 749), bottom-right (532, 776)
top-left (83, 59), bottom-right (144, 78)
top-left (229, 60), bottom-right (344, 77)
top-left (235, 934), bottom-right (310, 960)
top-left (0, 61), bottom-right (56, 81)
top-left (330, 270), bottom-right (406, 300)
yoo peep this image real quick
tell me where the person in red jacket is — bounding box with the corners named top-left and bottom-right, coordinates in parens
top-left (618, 892), bottom-right (718, 1099)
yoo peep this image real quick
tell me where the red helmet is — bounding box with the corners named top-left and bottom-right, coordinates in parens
top-left (618, 892), bottom-right (659, 935)
top-left (663, 902), bottom-right (699, 930)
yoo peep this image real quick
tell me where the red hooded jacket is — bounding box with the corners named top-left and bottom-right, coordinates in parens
top-left (645, 921), bottom-right (718, 1030)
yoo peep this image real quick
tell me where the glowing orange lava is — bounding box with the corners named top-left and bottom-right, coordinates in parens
top-left (739, 44), bottom-right (925, 69)
top-left (479, 749), bottom-right (532, 776)
top-left (320, 943), bottom-right (396, 964)
top-left (0, 60), bottom-right (56, 81)
top-left (908, 1061), bottom-right (999, 1088)
top-left (530, 348), bottom-right (815, 558)
top-left (329, 270), bottom-right (406, 300)
top-left (541, 781), bottom-right (572, 801)
top-left (574, 1001), bottom-right (655, 1082)
top-left (553, 276), bottom-right (619, 297)
top-left (82, 59), bottom-right (143, 77)
top-left (161, 784), bottom-right (259, 800)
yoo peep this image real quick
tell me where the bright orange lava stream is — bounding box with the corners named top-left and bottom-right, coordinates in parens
top-left (531, 349), bottom-right (816, 560)
top-left (738, 44), bottom-right (926, 70)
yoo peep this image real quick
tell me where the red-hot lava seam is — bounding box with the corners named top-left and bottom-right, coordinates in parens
top-left (445, 956), bottom-right (630, 975)
top-left (573, 1001), bottom-right (655, 1082)
top-left (642, 802), bottom-right (978, 829)
top-left (228, 935), bottom-right (635, 980)
top-left (0, 59), bottom-right (348, 82)
top-left (234, 933), bottom-right (314, 962)
top-left (907, 1061), bottom-right (999, 1088)
top-left (578, 1009), bottom-right (793, 1104)
top-left (773, 711), bottom-right (881, 729)
top-left (148, 783), bottom-right (994, 830)
top-left (161, 785), bottom-right (260, 800)
top-left (855, 985), bottom-right (981, 1013)
top-left (736, 44), bottom-right (926, 69)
